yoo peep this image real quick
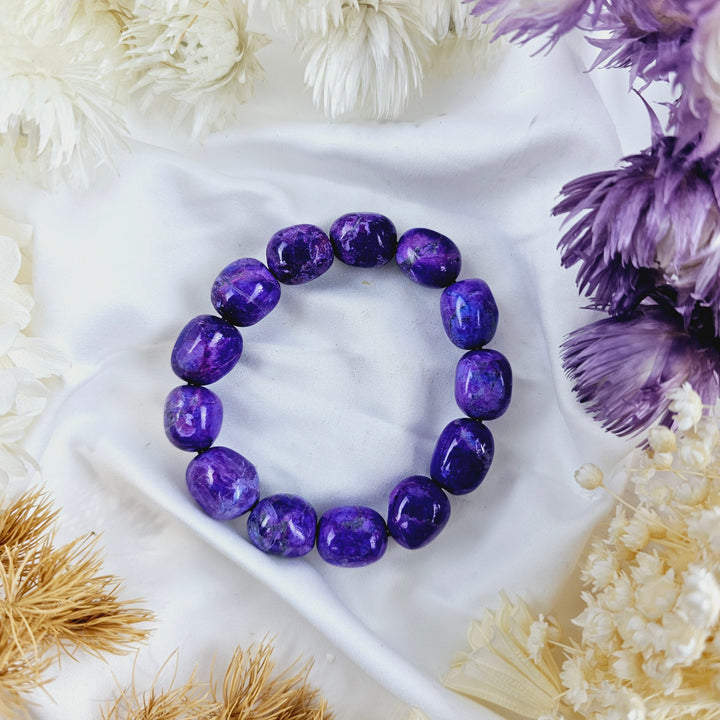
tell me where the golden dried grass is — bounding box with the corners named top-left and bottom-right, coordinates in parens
top-left (0, 488), bottom-right (154, 717)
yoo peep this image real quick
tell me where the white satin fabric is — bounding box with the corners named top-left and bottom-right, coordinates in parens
top-left (2, 31), bottom-right (645, 720)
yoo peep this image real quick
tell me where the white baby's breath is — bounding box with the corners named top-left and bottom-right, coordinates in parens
top-left (667, 382), bottom-right (703, 431)
top-left (298, 0), bottom-right (434, 119)
top-left (122, 0), bottom-right (267, 140)
top-left (444, 385), bottom-right (720, 720)
top-left (0, 214), bottom-right (69, 489)
top-left (574, 462), bottom-right (603, 490)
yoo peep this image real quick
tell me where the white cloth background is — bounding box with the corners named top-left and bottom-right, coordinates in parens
top-left (1, 24), bottom-right (648, 720)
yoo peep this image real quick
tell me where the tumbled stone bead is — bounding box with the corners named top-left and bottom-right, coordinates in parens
top-left (329, 212), bottom-right (397, 268)
top-left (440, 278), bottom-right (499, 349)
top-left (211, 258), bottom-right (281, 327)
top-left (247, 494), bottom-right (317, 557)
top-left (455, 348), bottom-right (512, 420)
top-left (430, 418), bottom-right (494, 495)
top-left (387, 475), bottom-right (451, 549)
top-left (171, 314), bottom-right (243, 385)
top-left (396, 228), bottom-right (461, 287)
top-left (317, 506), bottom-right (388, 567)
top-left (186, 446), bottom-right (259, 520)
top-left (266, 224), bottom-right (334, 284)
top-left (164, 385), bottom-right (223, 452)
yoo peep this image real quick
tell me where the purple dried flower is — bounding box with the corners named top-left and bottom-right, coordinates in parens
top-left (562, 306), bottom-right (720, 436)
top-left (470, 0), bottom-right (598, 48)
top-left (555, 135), bottom-right (720, 331)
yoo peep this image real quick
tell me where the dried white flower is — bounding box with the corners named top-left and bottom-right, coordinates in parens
top-left (0, 1), bottom-right (127, 186)
top-left (558, 654), bottom-right (590, 711)
top-left (298, 0), bottom-right (434, 119)
top-left (250, 0), bottom-right (347, 35)
top-left (667, 382), bottom-right (703, 431)
top-left (574, 462), bottom-right (603, 490)
top-left (0, 214), bottom-right (69, 486)
top-left (675, 565), bottom-right (720, 631)
top-left (573, 601), bottom-right (616, 646)
top-left (581, 548), bottom-right (618, 591)
top-left (122, 0), bottom-right (268, 140)
top-left (634, 569), bottom-right (678, 621)
top-left (648, 425), bottom-right (677, 453)
top-left (686, 507), bottom-right (720, 555)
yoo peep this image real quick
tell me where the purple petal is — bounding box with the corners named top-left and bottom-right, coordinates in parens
top-left (562, 306), bottom-right (720, 436)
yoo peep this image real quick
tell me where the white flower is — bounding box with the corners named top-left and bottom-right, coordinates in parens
top-left (0, 2), bottom-right (127, 186)
top-left (658, 613), bottom-right (707, 667)
top-left (648, 425), bottom-right (677, 453)
top-left (250, 0), bottom-right (347, 35)
top-left (634, 569), bottom-right (678, 621)
top-left (559, 654), bottom-right (590, 711)
top-left (574, 462), bottom-right (603, 490)
top-left (620, 514), bottom-right (652, 551)
top-left (526, 614), bottom-right (560, 663)
top-left (686, 507), bottom-right (720, 555)
top-left (650, 450), bottom-right (674, 470)
top-left (573, 601), bottom-right (616, 646)
top-left (582, 549), bottom-right (618, 591)
top-left (674, 565), bottom-right (720, 631)
top-left (298, 0), bottom-right (434, 119)
top-left (0, 214), bottom-right (69, 485)
top-left (666, 382), bottom-right (703, 431)
top-left (122, 0), bottom-right (268, 140)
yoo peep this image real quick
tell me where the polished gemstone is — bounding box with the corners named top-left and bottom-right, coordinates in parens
top-left (329, 212), bottom-right (397, 267)
top-left (186, 446), bottom-right (259, 520)
top-left (441, 278), bottom-right (499, 349)
top-left (266, 224), bottom-right (334, 284)
top-left (211, 258), bottom-right (281, 327)
top-left (317, 506), bottom-right (388, 567)
top-left (387, 475), bottom-right (451, 549)
top-left (164, 385), bottom-right (223, 452)
top-left (396, 228), bottom-right (461, 287)
top-left (171, 314), bottom-right (243, 385)
top-left (247, 493), bottom-right (317, 557)
top-left (430, 418), bottom-right (494, 494)
top-left (455, 349), bottom-right (512, 420)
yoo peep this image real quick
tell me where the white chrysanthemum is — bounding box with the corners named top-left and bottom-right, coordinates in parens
top-left (420, 0), bottom-right (501, 70)
top-left (299, 0), bottom-right (434, 119)
top-left (122, 0), bottom-right (268, 140)
top-left (0, 215), bottom-right (69, 488)
top-left (0, 2), bottom-right (127, 186)
top-left (249, 0), bottom-right (346, 34)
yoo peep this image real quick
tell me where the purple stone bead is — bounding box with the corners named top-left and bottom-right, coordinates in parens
top-left (171, 314), bottom-right (243, 385)
top-left (329, 212), bottom-right (397, 268)
top-left (186, 446), bottom-right (259, 520)
top-left (440, 278), bottom-right (499, 349)
top-left (396, 228), bottom-right (461, 287)
top-left (430, 418), bottom-right (494, 495)
top-left (164, 385), bottom-right (223, 452)
top-left (455, 349), bottom-right (512, 420)
top-left (317, 506), bottom-right (388, 567)
top-left (387, 475), bottom-right (451, 549)
top-left (211, 258), bottom-right (281, 327)
top-left (266, 224), bottom-right (334, 285)
top-left (247, 494), bottom-right (317, 557)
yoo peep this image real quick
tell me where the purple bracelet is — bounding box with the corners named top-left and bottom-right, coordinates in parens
top-left (164, 213), bottom-right (512, 568)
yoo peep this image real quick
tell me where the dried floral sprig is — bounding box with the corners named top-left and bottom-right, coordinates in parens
top-left (103, 639), bottom-right (331, 720)
top-left (0, 213), bottom-right (70, 486)
top-left (298, 0), bottom-right (433, 120)
top-left (121, 0), bottom-right (268, 140)
top-left (442, 385), bottom-right (720, 720)
top-left (0, 488), bottom-right (154, 718)
top-left (0, 0), bottom-right (128, 187)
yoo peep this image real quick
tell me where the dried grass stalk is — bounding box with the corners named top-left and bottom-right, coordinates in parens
top-left (104, 641), bottom-right (332, 720)
top-left (0, 488), bottom-right (154, 717)
top-left (216, 641), bottom-right (331, 720)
